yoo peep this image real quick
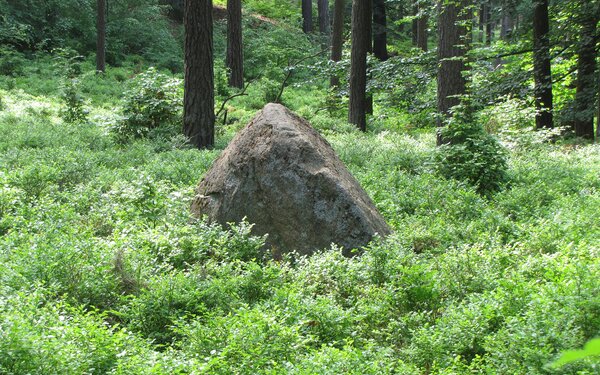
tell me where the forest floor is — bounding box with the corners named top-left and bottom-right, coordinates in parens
top-left (0, 42), bottom-right (599, 375)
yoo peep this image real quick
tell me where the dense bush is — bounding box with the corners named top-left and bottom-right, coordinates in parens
top-left (435, 115), bottom-right (509, 195)
top-left (110, 68), bottom-right (182, 142)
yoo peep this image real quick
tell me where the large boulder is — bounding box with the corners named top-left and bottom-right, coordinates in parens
top-left (191, 103), bottom-right (391, 257)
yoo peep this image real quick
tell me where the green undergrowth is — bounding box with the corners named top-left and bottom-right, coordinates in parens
top-left (1, 63), bottom-right (599, 374)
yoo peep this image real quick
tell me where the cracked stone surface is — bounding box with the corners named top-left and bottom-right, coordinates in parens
top-left (191, 103), bottom-right (391, 257)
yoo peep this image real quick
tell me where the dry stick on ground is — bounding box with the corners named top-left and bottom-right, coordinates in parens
top-left (275, 48), bottom-right (329, 103)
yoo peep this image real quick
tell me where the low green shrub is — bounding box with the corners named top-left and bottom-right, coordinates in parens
top-left (435, 116), bottom-right (509, 195)
top-left (110, 68), bottom-right (182, 142)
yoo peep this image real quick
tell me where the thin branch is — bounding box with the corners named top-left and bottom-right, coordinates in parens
top-left (215, 80), bottom-right (252, 120)
top-left (275, 48), bottom-right (329, 103)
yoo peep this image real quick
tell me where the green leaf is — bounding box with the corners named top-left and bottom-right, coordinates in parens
top-left (549, 338), bottom-right (600, 368)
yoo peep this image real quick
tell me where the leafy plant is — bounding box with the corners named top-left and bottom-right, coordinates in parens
top-left (110, 67), bottom-right (182, 142)
top-left (54, 49), bottom-right (88, 123)
top-left (435, 112), bottom-right (509, 195)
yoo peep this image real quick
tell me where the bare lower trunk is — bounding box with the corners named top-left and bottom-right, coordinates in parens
top-left (226, 0), bottom-right (244, 88)
top-left (532, 0), bottom-right (553, 129)
top-left (184, 0), bottom-right (215, 148)
top-left (417, 13), bottom-right (428, 51)
top-left (96, 0), bottom-right (106, 72)
top-left (349, 0), bottom-right (371, 131)
top-left (318, 0), bottom-right (330, 35)
top-left (302, 0), bottom-right (313, 33)
top-left (373, 0), bottom-right (388, 60)
top-left (330, 0), bottom-right (345, 88)
top-left (436, 0), bottom-right (470, 145)
top-left (573, 16), bottom-right (597, 139)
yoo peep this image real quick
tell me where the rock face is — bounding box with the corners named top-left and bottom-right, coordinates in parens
top-left (191, 103), bottom-right (391, 256)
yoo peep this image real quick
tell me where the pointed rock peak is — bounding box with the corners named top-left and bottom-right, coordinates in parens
top-left (192, 103), bottom-right (391, 257)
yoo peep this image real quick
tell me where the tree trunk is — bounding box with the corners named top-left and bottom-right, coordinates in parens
top-left (96, 0), bottom-right (106, 73)
top-left (573, 15), bottom-right (597, 139)
top-left (412, 3), bottom-right (418, 46)
top-left (416, 11), bottom-right (428, 51)
top-left (184, 0), bottom-right (215, 149)
top-left (318, 0), bottom-right (330, 34)
top-left (373, 0), bottom-right (388, 61)
top-left (478, 3), bottom-right (484, 44)
top-left (500, 13), bottom-right (513, 40)
top-left (302, 0), bottom-right (313, 33)
top-left (330, 0), bottom-right (345, 88)
top-left (436, 0), bottom-right (469, 145)
top-left (532, 0), bottom-right (553, 129)
top-left (227, 0), bottom-right (243, 88)
top-left (349, 0), bottom-right (371, 131)
top-left (485, 4), bottom-right (492, 45)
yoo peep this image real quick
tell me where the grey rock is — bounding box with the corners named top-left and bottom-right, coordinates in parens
top-left (191, 103), bottom-right (391, 257)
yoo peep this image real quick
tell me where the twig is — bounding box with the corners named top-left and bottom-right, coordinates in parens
top-left (215, 80), bottom-right (252, 121)
top-left (275, 48), bottom-right (329, 103)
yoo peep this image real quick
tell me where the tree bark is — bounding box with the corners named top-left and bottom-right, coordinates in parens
top-left (349, 0), bottom-right (371, 131)
top-left (485, 3), bottom-right (492, 45)
top-left (227, 0), bottom-right (244, 88)
top-left (412, 3), bottom-right (418, 46)
top-left (573, 15), bottom-right (597, 139)
top-left (436, 0), bottom-right (470, 145)
top-left (500, 13), bottom-right (513, 40)
top-left (318, 0), bottom-right (330, 34)
top-left (184, 0), bottom-right (215, 149)
top-left (373, 0), bottom-right (388, 60)
top-left (330, 0), bottom-right (345, 87)
top-left (532, 0), bottom-right (553, 129)
top-left (302, 0), bottom-right (313, 33)
top-left (96, 0), bottom-right (106, 73)
top-left (478, 3), bottom-right (484, 44)
top-left (416, 10), bottom-right (428, 51)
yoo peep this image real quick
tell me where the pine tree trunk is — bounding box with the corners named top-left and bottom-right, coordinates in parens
top-left (532, 0), bottom-right (553, 129)
top-left (485, 4), bottom-right (492, 45)
top-left (96, 0), bottom-right (106, 72)
top-left (411, 3), bottom-right (418, 46)
top-left (318, 0), bottom-right (330, 34)
top-left (184, 0), bottom-right (215, 149)
top-left (227, 0), bottom-right (244, 88)
top-left (573, 16), bottom-right (597, 139)
top-left (373, 0), bottom-right (388, 61)
top-left (478, 3), bottom-right (484, 44)
top-left (436, 0), bottom-right (469, 145)
top-left (330, 0), bottom-right (345, 88)
top-left (349, 0), bottom-right (371, 131)
top-left (501, 13), bottom-right (513, 40)
top-left (302, 0), bottom-right (313, 33)
top-left (416, 12), bottom-right (428, 51)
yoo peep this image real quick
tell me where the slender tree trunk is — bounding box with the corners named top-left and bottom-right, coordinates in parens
top-left (416, 10), bottom-right (428, 51)
top-left (532, 0), bottom-right (553, 129)
top-left (501, 13), bottom-right (513, 40)
top-left (349, 0), bottom-right (371, 131)
top-left (227, 0), bottom-right (243, 88)
top-left (436, 0), bottom-right (470, 145)
top-left (485, 4), bottom-right (492, 45)
top-left (96, 0), bottom-right (106, 72)
top-left (318, 0), bottom-right (330, 34)
top-left (478, 3), bottom-right (485, 44)
top-left (597, 67), bottom-right (600, 141)
top-left (373, 0), bottom-right (388, 61)
top-left (330, 0), bottom-right (345, 88)
top-left (184, 0), bottom-right (215, 149)
top-left (573, 16), bottom-right (597, 139)
top-left (302, 0), bottom-right (313, 33)
top-left (366, 1), bottom-right (373, 116)
top-left (412, 3), bottom-right (418, 46)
